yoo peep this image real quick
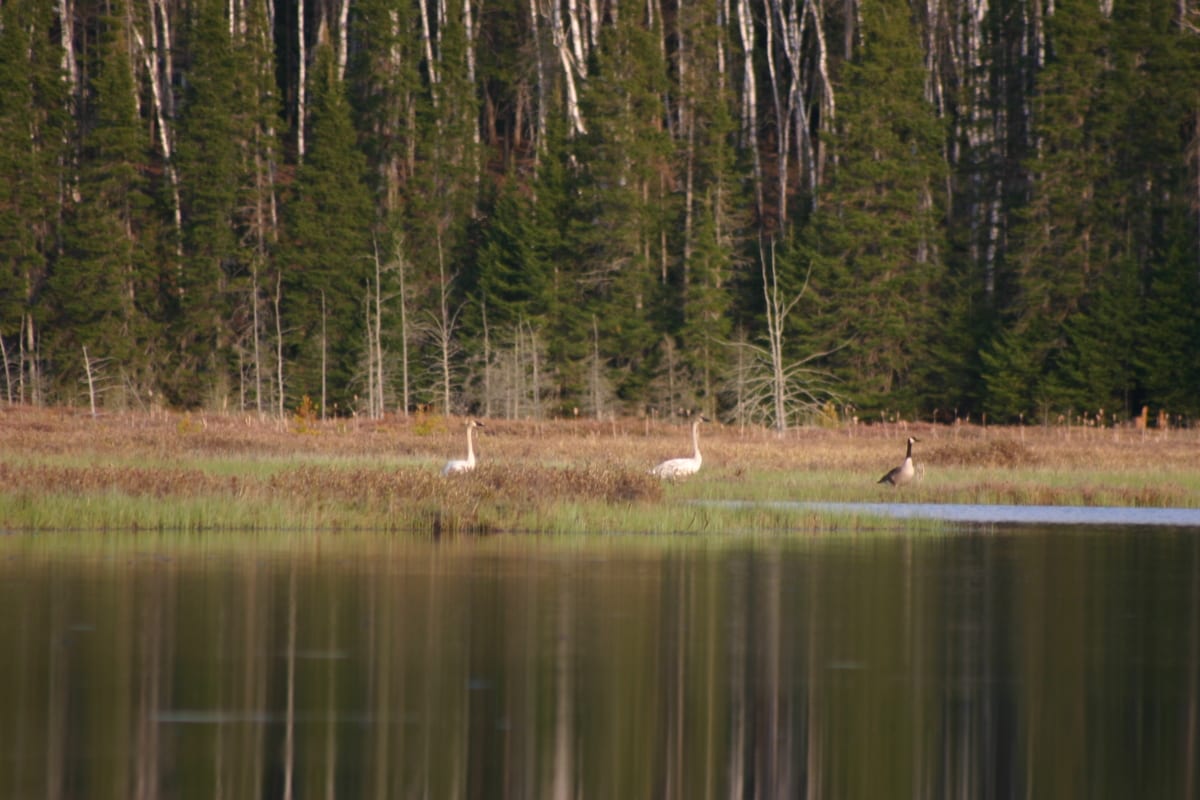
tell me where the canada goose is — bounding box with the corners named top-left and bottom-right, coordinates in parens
top-left (878, 436), bottom-right (919, 486)
top-left (650, 416), bottom-right (710, 479)
top-left (442, 420), bottom-right (484, 475)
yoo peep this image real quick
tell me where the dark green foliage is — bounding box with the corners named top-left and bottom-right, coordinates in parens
top-left (573, 14), bottom-right (677, 405)
top-left (474, 179), bottom-right (550, 329)
top-left (0, 0), bottom-right (70, 348)
top-left (2, 0), bottom-right (1199, 421)
top-left (47, 1), bottom-right (156, 397)
top-left (282, 42), bottom-right (375, 413)
top-left (171, 0), bottom-right (244, 406)
top-left (793, 0), bottom-right (948, 416)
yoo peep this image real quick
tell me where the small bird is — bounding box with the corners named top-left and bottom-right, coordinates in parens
top-left (442, 419), bottom-right (484, 475)
top-left (650, 415), bottom-right (710, 479)
top-left (878, 436), bottom-right (919, 486)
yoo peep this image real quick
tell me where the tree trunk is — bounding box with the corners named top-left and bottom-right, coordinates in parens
top-left (736, 0), bottom-right (763, 218)
top-left (528, 0), bottom-right (548, 165)
top-left (397, 240), bottom-right (411, 418)
top-left (274, 272), bottom-right (285, 417)
top-left (551, 0), bottom-right (586, 136)
top-left (0, 335), bottom-right (9, 404)
top-left (297, 0), bottom-right (306, 159)
top-left (134, 1), bottom-right (183, 257)
top-left (420, 0), bottom-right (440, 107)
top-left (336, 0), bottom-right (350, 80)
top-left (83, 345), bottom-right (97, 417)
top-left (436, 229), bottom-right (454, 415)
top-left (373, 242), bottom-right (385, 418)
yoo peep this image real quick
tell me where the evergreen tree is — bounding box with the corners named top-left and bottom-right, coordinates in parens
top-left (0, 0), bottom-right (70, 394)
top-left (673, 1), bottom-right (748, 416)
top-left (172, 0), bottom-right (244, 406)
top-left (281, 41), bottom-right (374, 414)
top-left (983, 0), bottom-right (1110, 420)
top-left (533, 115), bottom-right (597, 413)
top-left (474, 179), bottom-right (551, 331)
top-left (1138, 224), bottom-right (1200, 417)
top-left (396, 0), bottom-right (484, 412)
top-left (239, 0), bottom-right (287, 415)
top-left (574, 13), bottom-right (676, 408)
top-left (48, 0), bottom-right (157, 402)
top-left (1085, 0), bottom-right (1200, 418)
top-left (794, 0), bottom-right (948, 416)
top-left (348, 0), bottom-right (424, 213)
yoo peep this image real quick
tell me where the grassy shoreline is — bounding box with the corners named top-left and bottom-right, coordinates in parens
top-left (2, 406), bottom-right (1197, 535)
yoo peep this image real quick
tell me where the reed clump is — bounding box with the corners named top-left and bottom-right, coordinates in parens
top-left (926, 437), bottom-right (1038, 468)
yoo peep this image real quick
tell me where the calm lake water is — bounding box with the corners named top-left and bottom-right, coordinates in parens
top-left (1, 525), bottom-right (1197, 799)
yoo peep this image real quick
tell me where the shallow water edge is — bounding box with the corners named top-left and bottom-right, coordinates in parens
top-left (697, 500), bottom-right (1200, 527)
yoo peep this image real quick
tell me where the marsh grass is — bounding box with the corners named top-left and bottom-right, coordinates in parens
top-left (2, 406), bottom-right (1197, 534)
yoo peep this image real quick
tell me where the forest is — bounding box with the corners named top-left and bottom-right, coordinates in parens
top-left (1, 0), bottom-right (1198, 427)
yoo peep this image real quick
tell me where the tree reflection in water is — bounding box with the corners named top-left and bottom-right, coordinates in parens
top-left (0, 529), bottom-right (1196, 798)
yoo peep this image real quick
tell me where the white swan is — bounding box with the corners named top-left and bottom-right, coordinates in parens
top-left (442, 420), bottom-right (484, 475)
top-left (878, 436), bottom-right (919, 486)
top-left (650, 416), bottom-right (710, 479)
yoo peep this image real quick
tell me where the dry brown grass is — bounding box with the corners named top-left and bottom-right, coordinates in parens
top-left (2, 405), bottom-right (1197, 531)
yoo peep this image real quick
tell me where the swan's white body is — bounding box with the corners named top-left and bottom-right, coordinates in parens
top-left (650, 417), bottom-right (709, 479)
top-left (442, 420), bottom-right (483, 475)
top-left (878, 436), bottom-right (919, 486)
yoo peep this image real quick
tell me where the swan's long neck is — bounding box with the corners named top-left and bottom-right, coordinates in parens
top-left (466, 426), bottom-right (476, 464)
top-left (691, 421), bottom-right (702, 462)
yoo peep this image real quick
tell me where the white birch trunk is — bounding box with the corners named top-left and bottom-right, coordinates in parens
top-left (337, 0), bottom-right (351, 81)
top-left (24, 314), bottom-right (39, 405)
top-left (251, 258), bottom-right (264, 415)
top-left (807, 0), bottom-right (834, 188)
top-left (131, 5), bottom-right (183, 256)
top-left (528, 0), bottom-right (548, 163)
top-left (275, 272), bottom-right (285, 417)
top-left (765, 0), bottom-right (788, 223)
top-left (736, 0), bottom-right (763, 216)
top-left (59, 0), bottom-right (79, 111)
top-left (550, 0), bottom-right (587, 136)
top-left (83, 346), bottom-right (97, 417)
top-left (464, 0), bottom-right (477, 86)
top-left (298, 0), bottom-right (306, 159)
top-left (420, 0), bottom-right (440, 107)
top-left (396, 239), bottom-right (411, 417)
top-left (0, 333), bottom-right (11, 405)
top-left (717, 0), bottom-right (727, 89)
top-left (760, 241), bottom-right (808, 431)
top-left (567, 0), bottom-right (588, 77)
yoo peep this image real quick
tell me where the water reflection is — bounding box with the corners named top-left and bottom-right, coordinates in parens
top-left (0, 529), bottom-right (1196, 798)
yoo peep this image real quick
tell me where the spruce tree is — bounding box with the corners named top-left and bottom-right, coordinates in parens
top-left (574, 13), bottom-right (676, 408)
top-left (474, 179), bottom-right (551, 332)
top-left (173, 0), bottom-right (244, 406)
top-left (281, 41), bottom-right (374, 414)
top-left (1077, 0), bottom-right (1200, 418)
top-left (0, 0), bottom-right (70, 388)
top-left (794, 0), bottom-right (948, 416)
top-left (533, 116), bottom-right (596, 413)
top-left (984, 0), bottom-right (1110, 419)
top-left (674, 4), bottom-right (747, 416)
top-left (49, 0), bottom-right (155, 402)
